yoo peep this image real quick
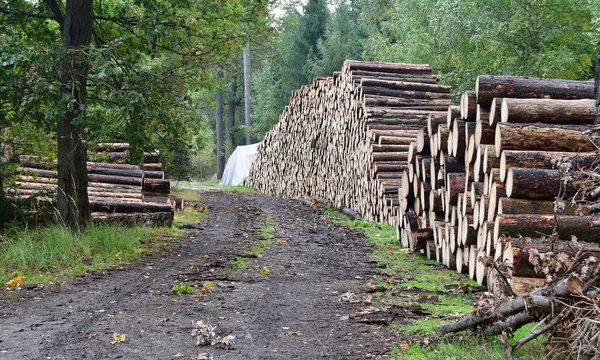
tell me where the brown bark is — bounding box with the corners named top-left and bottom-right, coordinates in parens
top-left (88, 174), bottom-right (142, 187)
top-left (460, 90), bottom-right (477, 121)
top-left (502, 98), bottom-right (595, 125)
top-left (142, 178), bottom-right (171, 193)
top-left (90, 200), bottom-right (172, 214)
top-left (55, 0), bottom-right (94, 228)
top-left (500, 150), bottom-right (598, 182)
top-left (345, 61), bottom-right (433, 74)
top-left (143, 170), bottom-right (165, 179)
top-left (506, 167), bottom-right (579, 200)
top-left (475, 75), bottom-right (594, 107)
top-left (91, 211), bottom-right (172, 227)
top-left (495, 123), bottom-right (598, 154)
top-left (494, 214), bottom-right (599, 243)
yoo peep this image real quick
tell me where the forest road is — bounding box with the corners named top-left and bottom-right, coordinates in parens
top-left (0, 191), bottom-right (396, 359)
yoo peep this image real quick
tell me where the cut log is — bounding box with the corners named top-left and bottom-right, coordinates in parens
top-left (501, 98), bottom-right (595, 125)
top-left (142, 179), bottom-right (171, 194)
top-left (460, 90), bottom-right (477, 121)
top-left (90, 200), bottom-right (173, 214)
top-left (92, 212), bottom-right (172, 227)
top-left (143, 170), bottom-right (165, 179)
top-left (88, 173), bottom-right (143, 187)
top-left (494, 214), bottom-right (599, 243)
top-left (475, 75), bottom-right (594, 107)
top-left (495, 122), bottom-right (599, 154)
top-left (498, 198), bottom-right (579, 216)
top-left (143, 163), bottom-right (163, 171)
top-left (500, 150), bottom-right (598, 182)
top-left (506, 167), bottom-right (579, 200)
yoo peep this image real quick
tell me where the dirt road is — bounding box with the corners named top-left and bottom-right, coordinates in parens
top-left (0, 191), bottom-right (397, 359)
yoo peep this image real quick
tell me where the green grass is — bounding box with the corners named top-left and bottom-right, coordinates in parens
top-left (173, 180), bottom-right (256, 193)
top-left (324, 210), bottom-right (546, 359)
top-left (230, 216), bottom-right (276, 271)
top-left (0, 224), bottom-right (175, 285)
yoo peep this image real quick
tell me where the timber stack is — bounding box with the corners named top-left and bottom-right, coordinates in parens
top-left (247, 60), bottom-right (452, 223)
top-left (397, 74), bottom-right (600, 296)
top-left (6, 143), bottom-right (173, 226)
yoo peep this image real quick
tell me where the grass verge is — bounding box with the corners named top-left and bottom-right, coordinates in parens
top-left (173, 180), bottom-right (256, 193)
top-left (0, 224), bottom-right (178, 286)
top-left (325, 210), bottom-right (546, 359)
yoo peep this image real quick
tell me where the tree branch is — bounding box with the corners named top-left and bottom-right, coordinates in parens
top-left (42, 0), bottom-right (64, 30)
top-left (0, 6), bottom-right (55, 21)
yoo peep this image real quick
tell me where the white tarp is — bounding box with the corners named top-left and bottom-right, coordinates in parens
top-left (220, 143), bottom-right (261, 186)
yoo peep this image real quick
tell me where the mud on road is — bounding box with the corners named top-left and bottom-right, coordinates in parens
top-left (0, 191), bottom-right (399, 359)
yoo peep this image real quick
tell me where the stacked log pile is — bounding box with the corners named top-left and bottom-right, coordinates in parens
top-left (397, 74), bottom-right (600, 296)
top-left (246, 60), bottom-right (452, 223)
top-left (6, 148), bottom-right (173, 226)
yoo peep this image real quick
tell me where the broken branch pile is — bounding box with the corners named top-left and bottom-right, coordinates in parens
top-left (246, 60), bottom-right (451, 223)
top-left (439, 251), bottom-right (600, 359)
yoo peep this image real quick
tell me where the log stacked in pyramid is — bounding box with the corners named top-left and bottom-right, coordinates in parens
top-left (5, 143), bottom-right (173, 226)
top-left (246, 60), bottom-right (452, 223)
top-left (398, 74), bottom-right (600, 296)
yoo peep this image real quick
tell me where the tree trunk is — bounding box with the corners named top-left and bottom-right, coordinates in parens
top-left (227, 77), bottom-right (237, 153)
top-left (596, 40), bottom-right (600, 124)
top-left (243, 41), bottom-right (252, 144)
top-left (56, 0), bottom-right (94, 229)
top-left (216, 89), bottom-right (225, 179)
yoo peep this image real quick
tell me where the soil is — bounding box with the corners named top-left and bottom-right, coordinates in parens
top-left (0, 191), bottom-right (399, 360)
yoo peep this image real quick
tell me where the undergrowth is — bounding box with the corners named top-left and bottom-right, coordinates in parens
top-left (325, 210), bottom-right (546, 359)
top-left (0, 224), bottom-right (178, 285)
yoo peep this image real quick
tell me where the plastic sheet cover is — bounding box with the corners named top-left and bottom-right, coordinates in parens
top-left (220, 143), bottom-right (261, 186)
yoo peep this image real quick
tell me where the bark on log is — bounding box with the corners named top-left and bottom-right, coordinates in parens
top-left (142, 179), bottom-right (171, 194)
top-left (92, 211), bottom-right (172, 227)
top-left (476, 75), bottom-right (594, 107)
top-left (495, 123), bottom-right (599, 154)
top-left (506, 167), bottom-right (579, 200)
top-left (90, 200), bottom-right (173, 214)
top-left (500, 150), bottom-right (598, 182)
top-left (494, 214), bottom-right (599, 243)
top-left (88, 174), bottom-right (143, 187)
top-left (501, 98), bottom-right (596, 125)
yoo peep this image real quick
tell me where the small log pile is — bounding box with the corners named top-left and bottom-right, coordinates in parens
top-left (6, 148), bottom-right (173, 226)
top-left (247, 60), bottom-right (452, 223)
top-left (395, 74), bottom-right (600, 298)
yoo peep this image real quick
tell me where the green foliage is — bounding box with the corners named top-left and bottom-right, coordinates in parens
top-left (0, 0), bottom-right (270, 190)
top-left (171, 282), bottom-right (194, 295)
top-left (308, 0), bottom-right (366, 78)
top-left (362, 0), bottom-right (597, 99)
top-left (0, 224), bottom-right (167, 284)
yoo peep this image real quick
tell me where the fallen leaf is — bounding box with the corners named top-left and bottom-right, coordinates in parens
top-left (7, 276), bottom-right (24, 289)
top-left (386, 276), bottom-right (395, 284)
top-left (276, 239), bottom-right (286, 246)
top-left (260, 267), bottom-right (271, 275)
